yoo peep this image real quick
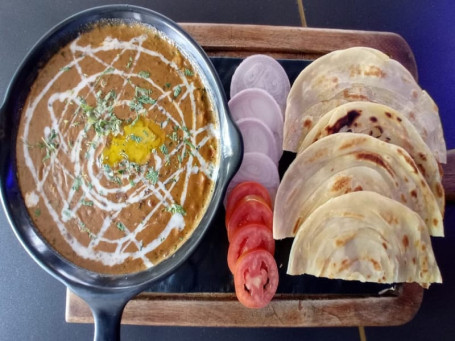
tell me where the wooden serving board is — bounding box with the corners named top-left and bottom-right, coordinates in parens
top-left (66, 23), bottom-right (454, 327)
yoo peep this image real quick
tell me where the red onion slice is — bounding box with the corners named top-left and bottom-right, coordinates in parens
top-left (230, 54), bottom-right (290, 114)
top-left (228, 88), bottom-right (283, 149)
top-left (227, 152), bottom-right (280, 203)
top-left (236, 117), bottom-right (282, 165)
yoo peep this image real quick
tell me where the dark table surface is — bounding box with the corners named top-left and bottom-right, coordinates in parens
top-left (1, 1), bottom-right (454, 340)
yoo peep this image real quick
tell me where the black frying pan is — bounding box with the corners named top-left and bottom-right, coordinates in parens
top-left (0, 5), bottom-right (242, 340)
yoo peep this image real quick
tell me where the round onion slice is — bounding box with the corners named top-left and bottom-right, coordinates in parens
top-left (228, 88), bottom-right (283, 149)
top-left (227, 152), bottom-right (280, 202)
top-left (230, 54), bottom-right (290, 113)
top-left (236, 117), bottom-right (282, 165)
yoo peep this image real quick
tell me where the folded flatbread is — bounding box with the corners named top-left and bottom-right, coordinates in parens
top-left (298, 101), bottom-right (444, 212)
top-left (273, 133), bottom-right (444, 239)
top-left (284, 47), bottom-right (446, 163)
top-left (287, 191), bottom-right (442, 288)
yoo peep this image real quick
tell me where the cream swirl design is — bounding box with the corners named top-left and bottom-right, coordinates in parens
top-left (16, 24), bottom-right (219, 274)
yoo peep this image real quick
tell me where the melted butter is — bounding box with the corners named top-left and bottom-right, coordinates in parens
top-left (102, 116), bottom-right (165, 166)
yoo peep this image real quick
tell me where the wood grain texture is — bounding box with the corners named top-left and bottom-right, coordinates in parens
top-left (179, 23), bottom-right (418, 79)
top-left (66, 23), bottom-right (428, 327)
top-left (66, 284), bottom-right (423, 327)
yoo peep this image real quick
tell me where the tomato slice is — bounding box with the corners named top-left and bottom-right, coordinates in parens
top-left (226, 194), bottom-right (273, 241)
top-left (227, 223), bottom-right (275, 273)
top-left (234, 249), bottom-right (279, 309)
top-left (225, 182), bottom-right (272, 225)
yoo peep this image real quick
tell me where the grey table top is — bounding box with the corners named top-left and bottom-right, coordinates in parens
top-left (1, 1), bottom-right (454, 340)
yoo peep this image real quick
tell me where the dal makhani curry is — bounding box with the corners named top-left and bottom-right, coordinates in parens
top-left (16, 22), bottom-right (220, 274)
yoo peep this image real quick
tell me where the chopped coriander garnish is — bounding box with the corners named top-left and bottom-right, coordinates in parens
top-left (167, 204), bottom-right (186, 216)
top-left (173, 85), bottom-right (182, 98)
top-left (168, 131), bottom-right (178, 142)
top-left (165, 82), bottom-right (171, 88)
top-left (137, 95), bottom-right (156, 105)
top-left (60, 65), bottom-right (72, 72)
top-left (103, 163), bottom-right (113, 175)
top-left (110, 176), bottom-right (122, 185)
top-left (78, 220), bottom-right (96, 240)
top-left (160, 144), bottom-right (168, 155)
top-left (103, 66), bottom-right (115, 74)
top-left (72, 176), bottom-right (82, 191)
top-left (182, 126), bottom-right (190, 135)
top-left (78, 98), bottom-right (94, 113)
top-left (79, 91), bottom-right (122, 136)
top-left (145, 168), bottom-right (159, 185)
top-left (126, 56), bottom-right (133, 68)
top-left (184, 68), bottom-right (193, 76)
top-left (128, 134), bottom-right (142, 143)
top-left (184, 138), bottom-right (197, 150)
top-left (116, 221), bottom-right (126, 232)
top-left (41, 129), bottom-right (59, 162)
top-left (177, 154), bottom-right (183, 164)
top-left (135, 86), bottom-right (150, 97)
top-left (138, 71), bottom-right (150, 78)
top-left (129, 100), bottom-right (143, 112)
top-left (80, 199), bottom-right (94, 207)
top-left (34, 208), bottom-right (41, 217)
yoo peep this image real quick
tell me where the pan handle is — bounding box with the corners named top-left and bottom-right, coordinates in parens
top-left (90, 295), bottom-right (129, 341)
top-left (74, 290), bottom-right (130, 341)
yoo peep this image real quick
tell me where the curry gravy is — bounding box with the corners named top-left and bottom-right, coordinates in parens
top-left (16, 22), bottom-right (219, 274)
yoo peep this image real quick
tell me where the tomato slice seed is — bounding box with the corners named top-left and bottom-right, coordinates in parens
top-left (234, 249), bottom-right (279, 309)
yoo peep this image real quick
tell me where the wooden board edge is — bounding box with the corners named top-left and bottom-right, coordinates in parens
top-left (179, 23), bottom-right (417, 79)
top-left (66, 283), bottom-right (423, 327)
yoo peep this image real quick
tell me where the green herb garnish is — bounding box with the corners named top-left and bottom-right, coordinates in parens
top-left (79, 91), bottom-right (122, 136)
top-left (116, 221), bottom-right (126, 232)
top-left (173, 85), bottom-right (182, 98)
top-left (128, 134), bottom-right (142, 143)
top-left (184, 138), bottom-right (197, 150)
top-left (78, 220), bottom-right (96, 240)
top-left (80, 199), bottom-right (94, 207)
top-left (41, 129), bottom-right (59, 162)
top-left (126, 56), bottom-right (133, 68)
top-left (34, 208), bottom-right (41, 217)
top-left (60, 65), bottom-right (72, 72)
top-left (137, 96), bottom-right (156, 105)
top-left (135, 86), bottom-right (150, 97)
top-left (145, 168), bottom-right (159, 185)
top-left (166, 204), bottom-right (186, 216)
top-left (72, 176), bottom-right (82, 191)
top-left (184, 68), bottom-right (193, 76)
top-left (129, 100), bottom-right (143, 112)
top-left (160, 144), bottom-right (168, 155)
top-left (138, 71), bottom-right (150, 78)
top-left (103, 66), bottom-right (115, 74)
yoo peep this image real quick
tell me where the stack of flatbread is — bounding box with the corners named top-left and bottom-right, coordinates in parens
top-left (273, 47), bottom-right (445, 288)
